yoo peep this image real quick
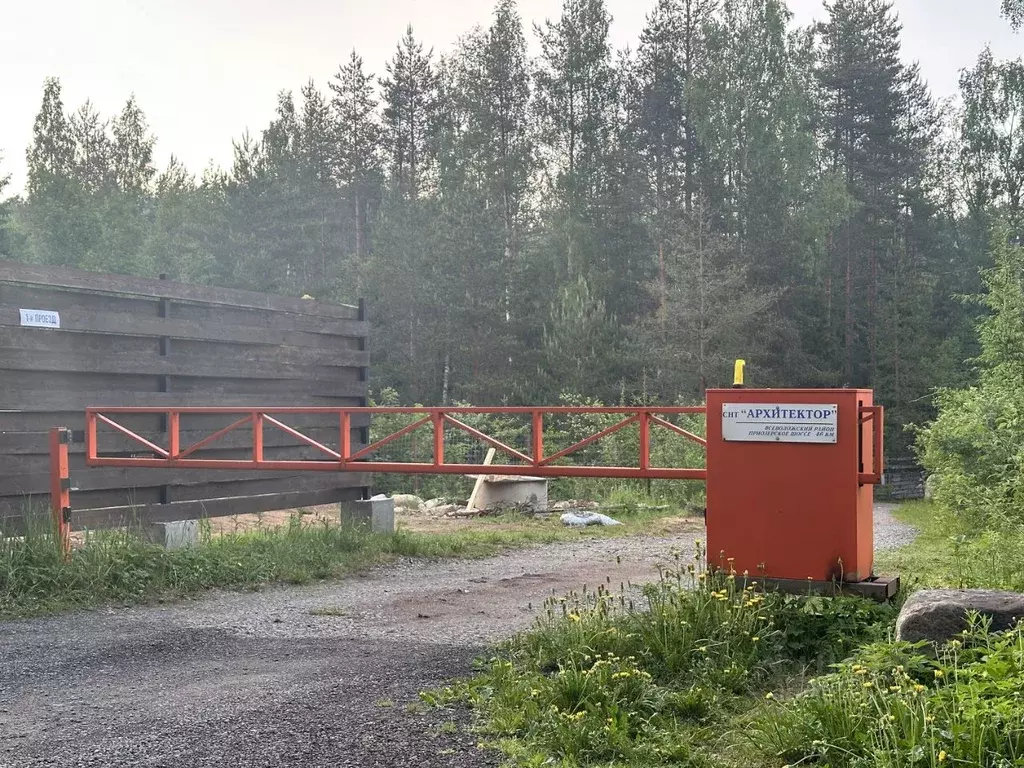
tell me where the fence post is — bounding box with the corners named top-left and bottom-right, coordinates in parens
top-left (49, 427), bottom-right (71, 560)
top-left (158, 274), bottom-right (172, 505)
top-left (532, 411), bottom-right (544, 466)
top-left (433, 411), bottom-right (445, 466)
top-left (639, 410), bottom-right (651, 472)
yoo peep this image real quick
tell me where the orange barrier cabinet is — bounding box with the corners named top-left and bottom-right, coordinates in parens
top-left (704, 389), bottom-right (883, 583)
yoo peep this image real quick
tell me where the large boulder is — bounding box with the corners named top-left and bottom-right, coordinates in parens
top-left (896, 589), bottom-right (1024, 644)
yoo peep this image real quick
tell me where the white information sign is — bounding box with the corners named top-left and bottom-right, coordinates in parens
top-left (19, 308), bottom-right (61, 329)
top-left (722, 403), bottom-right (838, 444)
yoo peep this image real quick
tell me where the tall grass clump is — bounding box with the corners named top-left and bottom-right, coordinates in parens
top-left (0, 507), bottom-right (633, 618)
top-left (428, 545), bottom-right (893, 766)
top-left (0, 514), bottom-right (386, 616)
top-left (751, 614), bottom-right (1024, 767)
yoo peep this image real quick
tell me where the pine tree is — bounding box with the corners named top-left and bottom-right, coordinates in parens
top-left (631, 0), bottom-right (716, 318)
top-left (27, 78), bottom-right (75, 198)
top-left (111, 95), bottom-right (156, 194)
top-left (441, 0), bottom-right (534, 391)
top-left (330, 50), bottom-right (381, 259)
top-left (815, 0), bottom-right (950, 449)
top-left (817, 0), bottom-right (932, 384)
top-left (1003, 0), bottom-right (1024, 29)
top-left (23, 77), bottom-right (85, 266)
top-left (143, 156), bottom-right (214, 282)
top-left (380, 26), bottom-right (437, 198)
top-left (534, 0), bottom-right (616, 231)
top-left (263, 90), bottom-right (300, 179)
top-left (70, 101), bottom-right (113, 193)
top-left (542, 273), bottom-right (619, 397)
top-left (634, 195), bottom-right (775, 396)
top-left (467, 0), bottom-right (532, 313)
top-left (298, 80), bottom-right (344, 289)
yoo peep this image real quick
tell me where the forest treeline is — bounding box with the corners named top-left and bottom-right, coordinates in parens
top-left (1, 0), bottom-right (1022, 451)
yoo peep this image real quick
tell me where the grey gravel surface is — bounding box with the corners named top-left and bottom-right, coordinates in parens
top-left (0, 509), bottom-right (915, 768)
top-left (874, 503), bottom-right (919, 552)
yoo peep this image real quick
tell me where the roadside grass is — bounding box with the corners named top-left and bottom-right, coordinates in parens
top-left (0, 493), bottom-right (699, 620)
top-left (424, 548), bottom-right (895, 767)
top-left (876, 500), bottom-right (1024, 591)
top-left (427, 501), bottom-right (1024, 767)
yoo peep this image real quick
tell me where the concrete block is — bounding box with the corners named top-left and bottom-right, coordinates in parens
top-left (475, 476), bottom-right (548, 512)
top-left (340, 498), bottom-right (395, 534)
top-left (141, 520), bottom-right (199, 550)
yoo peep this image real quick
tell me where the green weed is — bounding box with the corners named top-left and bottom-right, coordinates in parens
top-left (432, 546), bottom-right (893, 766)
top-left (751, 614), bottom-right (1024, 767)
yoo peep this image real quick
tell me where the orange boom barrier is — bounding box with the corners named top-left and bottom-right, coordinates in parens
top-left (53, 387), bottom-right (892, 597)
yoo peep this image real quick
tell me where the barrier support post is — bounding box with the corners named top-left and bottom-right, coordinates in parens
top-left (49, 427), bottom-right (71, 560)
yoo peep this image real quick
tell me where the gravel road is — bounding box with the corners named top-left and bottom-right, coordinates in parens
top-left (0, 509), bottom-right (916, 768)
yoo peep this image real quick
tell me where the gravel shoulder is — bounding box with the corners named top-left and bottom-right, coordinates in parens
top-left (0, 509), bottom-right (914, 768)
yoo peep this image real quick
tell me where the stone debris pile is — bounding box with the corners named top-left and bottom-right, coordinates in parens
top-left (390, 494), bottom-right (607, 520)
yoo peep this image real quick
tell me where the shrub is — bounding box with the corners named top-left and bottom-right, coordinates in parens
top-left (917, 225), bottom-right (1024, 529)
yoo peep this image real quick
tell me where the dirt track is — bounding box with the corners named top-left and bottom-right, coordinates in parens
top-left (0, 509), bottom-right (915, 768)
top-left (0, 531), bottom-right (702, 768)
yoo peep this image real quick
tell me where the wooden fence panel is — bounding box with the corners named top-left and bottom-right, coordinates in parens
top-left (0, 258), bottom-right (370, 533)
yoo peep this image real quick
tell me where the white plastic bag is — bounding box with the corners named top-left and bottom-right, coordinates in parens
top-left (560, 511), bottom-right (623, 527)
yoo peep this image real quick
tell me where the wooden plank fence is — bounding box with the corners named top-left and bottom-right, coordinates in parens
top-left (0, 259), bottom-right (370, 534)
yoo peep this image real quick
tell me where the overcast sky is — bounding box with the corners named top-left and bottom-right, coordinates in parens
top-left (1, 0), bottom-right (1019, 194)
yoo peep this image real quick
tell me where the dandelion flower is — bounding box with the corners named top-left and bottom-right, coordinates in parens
top-left (934, 669), bottom-right (945, 678)
top-left (938, 750), bottom-right (947, 762)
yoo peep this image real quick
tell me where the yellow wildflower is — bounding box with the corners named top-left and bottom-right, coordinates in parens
top-left (938, 751), bottom-right (947, 762)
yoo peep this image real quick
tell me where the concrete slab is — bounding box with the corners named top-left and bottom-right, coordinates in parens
top-left (340, 498), bottom-right (395, 534)
top-left (474, 475), bottom-right (548, 512)
top-left (141, 520), bottom-right (199, 550)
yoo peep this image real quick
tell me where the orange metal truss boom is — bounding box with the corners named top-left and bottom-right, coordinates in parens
top-left (82, 406), bottom-right (708, 481)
